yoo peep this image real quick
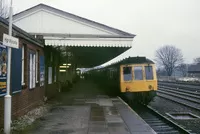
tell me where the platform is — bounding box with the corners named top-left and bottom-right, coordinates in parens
top-left (21, 80), bottom-right (156, 134)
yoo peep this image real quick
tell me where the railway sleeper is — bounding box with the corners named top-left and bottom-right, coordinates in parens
top-left (152, 126), bottom-right (176, 131)
top-left (147, 122), bottom-right (167, 126)
top-left (145, 120), bottom-right (165, 123)
top-left (157, 131), bottom-right (180, 134)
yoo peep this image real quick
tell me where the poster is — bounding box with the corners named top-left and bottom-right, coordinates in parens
top-left (0, 43), bottom-right (7, 95)
top-left (40, 56), bottom-right (45, 86)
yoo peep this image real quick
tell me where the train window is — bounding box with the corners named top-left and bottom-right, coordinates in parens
top-left (123, 67), bottom-right (132, 81)
top-left (145, 66), bottom-right (154, 80)
top-left (134, 66), bottom-right (143, 80)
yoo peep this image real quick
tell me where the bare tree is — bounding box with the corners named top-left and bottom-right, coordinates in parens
top-left (193, 57), bottom-right (200, 64)
top-left (155, 45), bottom-right (183, 76)
top-left (0, 0), bottom-right (9, 18)
top-left (176, 63), bottom-right (187, 77)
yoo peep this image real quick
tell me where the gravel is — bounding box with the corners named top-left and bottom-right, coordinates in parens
top-left (10, 104), bottom-right (50, 133)
top-left (149, 96), bottom-right (200, 134)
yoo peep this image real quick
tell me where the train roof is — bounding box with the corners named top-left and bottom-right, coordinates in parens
top-left (87, 56), bottom-right (154, 72)
top-left (113, 56), bottom-right (154, 66)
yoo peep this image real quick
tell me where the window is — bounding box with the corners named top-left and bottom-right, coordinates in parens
top-left (48, 67), bottom-right (52, 84)
top-left (109, 69), bottom-right (114, 79)
top-left (36, 50), bottom-right (39, 83)
top-left (54, 67), bottom-right (56, 82)
top-left (40, 56), bottom-right (45, 86)
top-left (21, 44), bottom-right (25, 85)
top-left (134, 66), bottom-right (143, 80)
top-left (145, 66), bottom-right (154, 80)
top-left (29, 51), bottom-right (36, 89)
top-left (123, 67), bottom-right (132, 81)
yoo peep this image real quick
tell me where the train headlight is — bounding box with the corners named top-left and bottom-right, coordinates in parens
top-left (148, 85), bottom-right (154, 90)
top-left (125, 86), bottom-right (130, 92)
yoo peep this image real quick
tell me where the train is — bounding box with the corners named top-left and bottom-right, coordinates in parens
top-left (84, 56), bottom-right (158, 104)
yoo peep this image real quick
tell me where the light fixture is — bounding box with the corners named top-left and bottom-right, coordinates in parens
top-left (60, 66), bottom-right (66, 68)
top-left (67, 63), bottom-right (71, 66)
top-left (59, 70), bottom-right (66, 72)
top-left (66, 66), bottom-right (69, 68)
top-left (63, 63), bottom-right (67, 66)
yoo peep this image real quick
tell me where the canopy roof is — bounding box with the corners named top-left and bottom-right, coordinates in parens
top-left (12, 4), bottom-right (136, 67)
top-left (12, 4), bottom-right (135, 48)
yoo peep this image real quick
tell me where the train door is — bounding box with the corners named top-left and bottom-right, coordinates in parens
top-left (120, 65), bottom-right (132, 92)
top-left (131, 65), bottom-right (146, 92)
top-left (123, 66), bottom-right (132, 81)
top-left (144, 64), bottom-right (158, 90)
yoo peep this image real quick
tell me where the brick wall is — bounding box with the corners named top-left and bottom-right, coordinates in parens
top-left (0, 23), bottom-right (46, 127)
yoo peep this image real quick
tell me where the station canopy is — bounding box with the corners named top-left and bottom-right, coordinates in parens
top-left (12, 4), bottom-right (136, 67)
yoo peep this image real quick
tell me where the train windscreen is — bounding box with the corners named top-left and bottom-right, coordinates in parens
top-left (123, 67), bottom-right (132, 81)
top-left (145, 66), bottom-right (154, 80)
top-left (134, 66), bottom-right (143, 80)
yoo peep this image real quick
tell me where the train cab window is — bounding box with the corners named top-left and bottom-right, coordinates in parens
top-left (134, 66), bottom-right (143, 80)
top-left (145, 66), bottom-right (154, 80)
top-left (123, 67), bottom-right (132, 81)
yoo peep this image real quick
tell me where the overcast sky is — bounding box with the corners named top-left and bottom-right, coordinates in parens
top-left (10, 0), bottom-right (200, 63)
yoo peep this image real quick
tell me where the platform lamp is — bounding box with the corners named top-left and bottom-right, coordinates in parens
top-left (4, 0), bottom-right (13, 133)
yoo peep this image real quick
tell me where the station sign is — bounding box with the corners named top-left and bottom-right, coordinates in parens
top-left (3, 33), bottom-right (19, 49)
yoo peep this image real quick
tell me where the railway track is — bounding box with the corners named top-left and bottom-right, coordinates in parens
top-left (131, 104), bottom-right (191, 134)
top-left (159, 81), bottom-right (200, 86)
top-left (158, 81), bottom-right (200, 91)
top-left (158, 85), bottom-right (200, 96)
top-left (157, 86), bottom-right (200, 111)
top-left (120, 81), bottom-right (200, 133)
top-left (120, 97), bottom-right (191, 134)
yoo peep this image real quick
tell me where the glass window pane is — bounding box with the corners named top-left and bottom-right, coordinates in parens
top-left (123, 67), bottom-right (132, 81)
top-left (48, 67), bottom-right (52, 84)
top-left (29, 52), bottom-right (36, 89)
top-left (145, 66), bottom-right (154, 80)
top-left (32, 54), bottom-right (36, 88)
top-left (134, 66), bottom-right (143, 80)
top-left (29, 53), bottom-right (32, 89)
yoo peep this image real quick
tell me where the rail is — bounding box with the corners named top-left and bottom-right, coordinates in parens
top-left (157, 86), bottom-right (200, 111)
top-left (119, 96), bottom-right (191, 134)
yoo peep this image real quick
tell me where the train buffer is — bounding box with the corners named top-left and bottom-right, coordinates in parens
top-left (21, 80), bottom-right (156, 134)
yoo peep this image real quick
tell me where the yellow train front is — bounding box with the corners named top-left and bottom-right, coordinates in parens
top-left (86, 56), bottom-right (158, 104)
top-left (120, 61), bottom-right (157, 104)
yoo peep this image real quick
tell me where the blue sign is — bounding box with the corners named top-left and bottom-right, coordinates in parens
top-left (11, 47), bottom-right (22, 93)
top-left (40, 56), bottom-right (45, 86)
top-left (0, 42), bottom-right (7, 96)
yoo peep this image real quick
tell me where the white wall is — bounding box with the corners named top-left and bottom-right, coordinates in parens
top-left (13, 10), bottom-right (118, 35)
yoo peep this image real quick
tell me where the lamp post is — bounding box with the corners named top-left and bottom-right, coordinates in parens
top-left (4, 0), bottom-right (13, 133)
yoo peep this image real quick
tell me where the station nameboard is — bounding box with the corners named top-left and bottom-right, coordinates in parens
top-left (3, 33), bottom-right (19, 49)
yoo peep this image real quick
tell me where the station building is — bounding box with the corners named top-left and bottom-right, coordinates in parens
top-left (0, 17), bottom-right (50, 126)
top-left (0, 3), bottom-right (136, 127)
top-left (188, 63), bottom-right (200, 78)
